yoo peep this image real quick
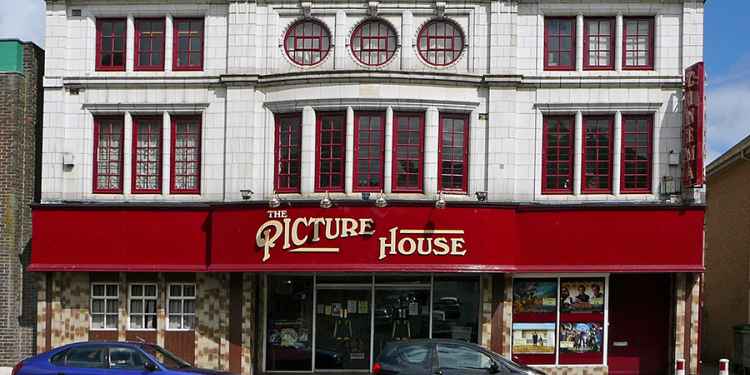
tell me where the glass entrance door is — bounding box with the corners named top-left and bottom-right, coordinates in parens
top-left (315, 287), bottom-right (372, 370)
top-left (373, 287), bottom-right (431, 359)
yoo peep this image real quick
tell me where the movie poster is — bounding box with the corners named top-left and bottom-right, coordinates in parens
top-left (513, 279), bottom-right (557, 313)
top-left (512, 323), bottom-right (556, 354)
top-left (560, 279), bottom-right (605, 313)
top-left (559, 323), bottom-right (604, 353)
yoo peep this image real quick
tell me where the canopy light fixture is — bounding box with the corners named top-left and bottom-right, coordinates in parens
top-left (240, 189), bottom-right (254, 200)
top-left (320, 191), bottom-right (333, 209)
top-left (268, 192), bottom-right (281, 208)
top-left (475, 191), bottom-right (488, 202)
top-left (435, 191), bottom-right (446, 209)
top-left (375, 190), bottom-right (388, 208)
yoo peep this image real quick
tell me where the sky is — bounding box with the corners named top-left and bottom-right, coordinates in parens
top-left (0, 0), bottom-right (746, 163)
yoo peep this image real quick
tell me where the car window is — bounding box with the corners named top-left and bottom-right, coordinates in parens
top-left (399, 344), bottom-right (431, 364)
top-left (61, 346), bottom-right (108, 368)
top-left (108, 347), bottom-right (148, 370)
top-left (437, 344), bottom-right (492, 370)
top-left (140, 344), bottom-right (191, 369)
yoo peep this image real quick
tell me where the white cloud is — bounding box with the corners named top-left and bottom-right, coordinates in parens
top-left (0, 0), bottom-right (45, 47)
top-left (706, 61), bottom-right (750, 163)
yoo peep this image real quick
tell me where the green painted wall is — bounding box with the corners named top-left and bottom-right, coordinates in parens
top-left (0, 40), bottom-right (23, 73)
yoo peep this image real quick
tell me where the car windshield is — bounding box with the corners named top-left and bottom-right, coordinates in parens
top-left (140, 344), bottom-right (192, 369)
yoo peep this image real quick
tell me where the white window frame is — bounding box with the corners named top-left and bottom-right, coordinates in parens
top-left (128, 282), bottom-right (158, 331)
top-left (166, 282), bottom-right (196, 331)
top-left (90, 282), bottom-right (119, 331)
top-left (509, 273), bottom-right (610, 368)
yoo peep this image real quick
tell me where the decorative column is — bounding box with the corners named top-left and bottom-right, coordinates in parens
top-left (576, 14), bottom-right (584, 71)
top-left (424, 107), bottom-right (439, 195)
top-left (165, 15), bottom-right (174, 72)
top-left (384, 106), bottom-right (394, 193)
top-left (126, 16), bottom-right (135, 71)
top-left (615, 13), bottom-right (623, 71)
top-left (162, 112), bottom-right (171, 197)
top-left (123, 112), bottom-right (133, 195)
top-left (574, 111), bottom-right (583, 195)
top-left (345, 106), bottom-right (355, 194)
top-left (301, 107), bottom-right (316, 193)
top-left (613, 111), bottom-right (623, 195)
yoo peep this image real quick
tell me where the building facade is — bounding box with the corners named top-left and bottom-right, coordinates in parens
top-left (703, 135), bottom-right (750, 369)
top-left (33, 1), bottom-right (705, 374)
top-left (0, 39), bottom-right (43, 368)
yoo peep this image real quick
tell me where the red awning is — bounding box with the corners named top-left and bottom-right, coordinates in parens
top-left (29, 204), bottom-right (704, 273)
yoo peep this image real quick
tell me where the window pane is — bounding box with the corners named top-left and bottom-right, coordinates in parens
top-left (432, 276), bottom-right (479, 343)
top-left (266, 276), bottom-right (313, 371)
top-left (437, 344), bottom-right (492, 370)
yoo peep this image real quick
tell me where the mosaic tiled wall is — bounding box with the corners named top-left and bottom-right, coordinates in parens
top-left (49, 272), bottom-right (89, 348)
top-left (673, 273), bottom-right (702, 375)
top-left (35, 274), bottom-right (47, 354)
top-left (195, 273), bottom-right (231, 371)
top-left (241, 273), bottom-right (256, 375)
top-left (480, 274), bottom-right (493, 349)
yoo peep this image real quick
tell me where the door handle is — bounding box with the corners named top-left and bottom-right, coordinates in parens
top-left (434, 370), bottom-right (443, 375)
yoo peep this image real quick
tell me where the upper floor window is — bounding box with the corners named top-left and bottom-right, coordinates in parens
top-left (316, 113), bottom-right (346, 192)
top-left (91, 283), bottom-right (119, 330)
top-left (438, 114), bottom-right (468, 193)
top-left (173, 18), bottom-right (204, 71)
top-left (351, 19), bottom-right (398, 67)
top-left (284, 19), bottom-right (331, 66)
top-left (96, 19), bottom-right (126, 71)
top-left (544, 17), bottom-right (575, 71)
top-left (621, 115), bottom-right (652, 193)
top-left (132, 116), bottom-right (162, 194)
top-left (417, 19), bottom-right (465, 66)
top-left (93, 116), bottom-right (124, 194)
top-left (582, 116), bottom-right (613, 194)
top-left (275, 113), bottom-right (303, 193)
top-left (392, 112), bottom-right (424, 193)
top-left (134, 18), bottom-right (165, 71)
top-left (623, 17), bottom-right (654, 69)
top-left (129, 283), bottom-right (157, 330)
top-left (354, 112), bottom-right (385, 192)
top-left (170, 115), bottom-right (201, 194)
top-left (542, 116), bottom-right (574, 194)
top-left (584, 18), bottom-right (614, 70)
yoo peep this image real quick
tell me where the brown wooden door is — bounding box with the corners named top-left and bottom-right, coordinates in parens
top-left (608, 274), bottom-right (671, 375)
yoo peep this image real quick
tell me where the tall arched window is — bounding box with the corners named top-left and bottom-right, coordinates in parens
top-left (350, 19), bottom-right (398, 66)
top-left (284, 19), bottom-right (332, 66)
top-left (417, 19), bottom-right (465, 66)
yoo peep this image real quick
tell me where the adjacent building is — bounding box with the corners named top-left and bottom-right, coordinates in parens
top-left (0, 39), bottom-right (44, 367)
top-left (703, 135), bottom-right (750, 368)
top-left (32, 1), bottom-right (705, 374)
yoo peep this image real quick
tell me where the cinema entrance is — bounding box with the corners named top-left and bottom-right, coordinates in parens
top-left (262, 273), bottom-right (481, 372)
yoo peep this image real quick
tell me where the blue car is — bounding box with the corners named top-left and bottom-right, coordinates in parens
top-left (11, 341), bottom-right (230, 375)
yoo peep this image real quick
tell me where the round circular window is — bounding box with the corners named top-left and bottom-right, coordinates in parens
top-left (417, 19), bottom-right (465, 66)
top-left (350, 19), bottom-right (398, 66)
top-left (283, 19), bottom-right (332, 66)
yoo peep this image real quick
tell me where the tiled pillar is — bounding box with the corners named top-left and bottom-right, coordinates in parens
top-left (401, 10), bottom-right (414, 70)
top-left (165, 15), bottom-right (174, 72)
top-left (162, 112), bottom-right (171, 197)
top-left (241, 274), bottom-right (257, 375)
top-left (424, 107), bottom-right (439, 195)
top-left (195, 273), bottom-right (231, 371)
top-left (576, 14), bottom-right (584, 71)
top-left (334, 10), bottom-right (347, 69)
top-left (480, 275), bottom-right (493, 349)
top-left (615, 14), bottom-right (623, 71)
top-left (301, 107), bottom-right (316, 193)
top-left (157, 273), bottom-right (166, 347)
top-left (384, 106), bottom-right (394, 193)
top-left (123, 112), bottom-right (133, 195)
top-left (613, 111), bottom-right (623, 196)
top-left (36, 274), bottom-right (48, 354)
top-left (574, 111), bottom-right (583, 196)
top-left (345, 106), bottom-right (355, 194)
top-left (118, 272), bottom-right (128, 341)
top-left (501, 274), bottom-right (513, 356)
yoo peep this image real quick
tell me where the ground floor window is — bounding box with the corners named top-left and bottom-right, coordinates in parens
top-left (511, 276), bottom-right (607, 365)
top-left (264, 274), bottom-right (480, 372)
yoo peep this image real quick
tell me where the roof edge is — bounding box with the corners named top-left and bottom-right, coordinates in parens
top-left (707, 133), bottom-right (750, 177)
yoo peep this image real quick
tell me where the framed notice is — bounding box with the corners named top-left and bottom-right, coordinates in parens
top-left (559, 322), bottom-right (604, 353)
top-left (560, 279), bottom-right (605, 313)
top-left (513, 279), bottom-right (558, 313)
top-left (512, 323), bottom-right (556, 354)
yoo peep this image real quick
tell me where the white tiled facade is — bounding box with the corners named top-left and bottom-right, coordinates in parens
top-left (41, 0), bottom-right (705, 204)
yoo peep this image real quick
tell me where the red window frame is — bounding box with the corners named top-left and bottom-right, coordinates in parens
top-left (134, 18), bottom-right (166, 71)
top-left (623, 17), bottom-right (654, 70)
top-left (544, 17), bottom-right (576, 71)
top-left (582, 115), bottom-right (614, 194)
top-left (95, 18), bottom-right (127, 72)
top-left (353, 112), bottom-right (385, 192)
top-left (350, 18), bottom-right (398, 67)
top-left (173, 18), bottom-right (204, 71)
top-left (274, 113), bottom-right (303, 193)
top-left (170, 115), bottom-right (202, 194)
top-left (620, 115), bottom-right (653, 193)
top-left (131, 116), bottom-right (163, 194)
top-left (392, 112), bottom-right (425, 193)
top-left (583, 17), bottom-right (614, 70)
top-left (315, 112), bottom-right (346, 192)
top-left (92, 116), bottom-right (125, 194)
top-left (283, 19), bottom-right (332, 66)
top-left (438, 113), bottom-right (469, 193)
top-left (417, 19), bottom-right (465, 67)
top-left (541, 115), bottom-right (575, 194)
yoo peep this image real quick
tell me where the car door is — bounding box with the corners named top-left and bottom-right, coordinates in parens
top-left (433, 343), bottom-right (501, 375)
top-left (50, 345), bottom-right (110, 375)
top-left (105, 346), bottom-right (154, 375)
top-left (393, 342), bottom-right (433, 375)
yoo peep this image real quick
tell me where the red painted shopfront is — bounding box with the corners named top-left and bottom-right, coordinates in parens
top-left (30, 203), bottom-right (703, 374)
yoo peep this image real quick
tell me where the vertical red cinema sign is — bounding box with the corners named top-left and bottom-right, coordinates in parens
top-left (682, 62), bottom-right (705, 188)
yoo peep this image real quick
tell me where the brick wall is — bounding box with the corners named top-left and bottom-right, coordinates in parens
top-left (0, 42), bottom-right (43, 365)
